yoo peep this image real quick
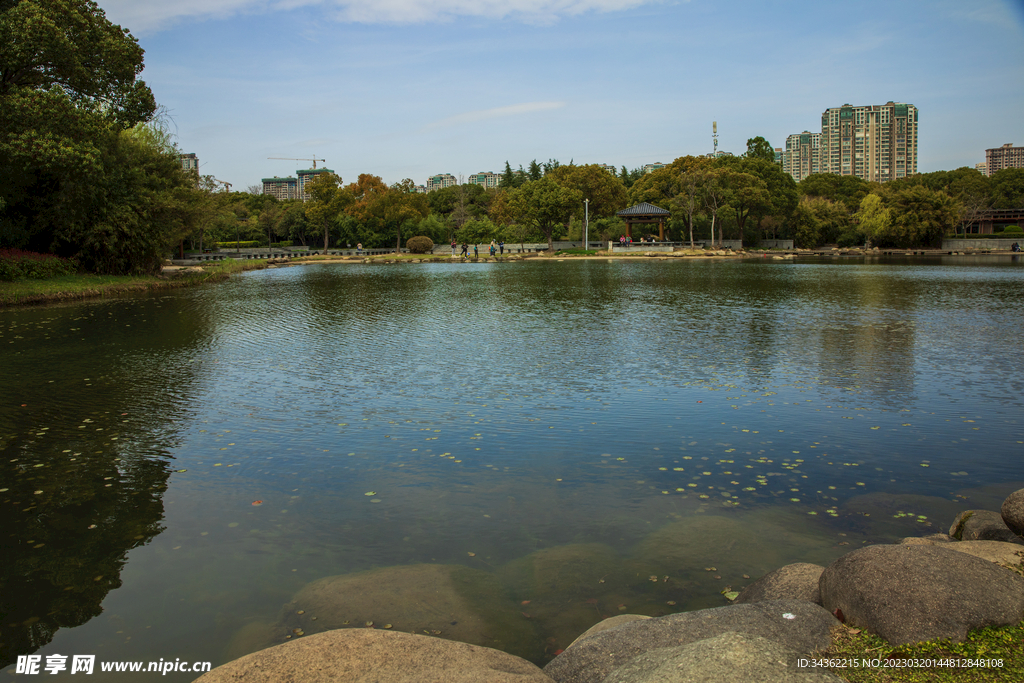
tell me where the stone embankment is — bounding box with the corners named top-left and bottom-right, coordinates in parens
top-left (195, 489), bottom-right (1024, 683)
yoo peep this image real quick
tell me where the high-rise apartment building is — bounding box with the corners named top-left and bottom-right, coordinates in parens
top-left (297, 168), bottom-right (334, 201)
top-left (985, 144), bottom-right (1024, 176)
top-left (820, 102), bottom-right (918, 182)
top-left (783, 131), bottom-right (821, 182)
top-left (643, 162), bottom-right (666, 174)
top-left (598, 164), bottom-right (618, 174)
top-left (426, 173), bottom-right (458, 192)
top-left (975, 162), bottom-right (988, 176)
top-left (467, 172), bottom-right (500, 189)
top-left (180, 153), bottom-right (199, 176)
top-left (262, 176), bottom-right (299, 200)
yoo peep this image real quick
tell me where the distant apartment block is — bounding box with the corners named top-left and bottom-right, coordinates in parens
top-left (426, 173), bottom-right (458, 192)
top-left (774, 148), bottom-right (784, 166)
top-left (180, 153), bottom-right (199, 174)
top-left (598, 164), bottom-right (618, 174)
top-left (412, 185), bottom-right (427, 194)
top-left (783, 131), bottom-right (821, 182)
top-left (262, 176), bottom-right (299, 200)
top-left (297, 168), bottom-right (334, 201)
top-left (985, 144), bottom-right (1024, 176)
top-left (643, 162), bottom-right (666, 173)
top-left (467, 172), bottom-right (500, 189)
top-left (976, 162), bottom-right (988, 176)
top-left (820, 102), bottom-right (918, 182)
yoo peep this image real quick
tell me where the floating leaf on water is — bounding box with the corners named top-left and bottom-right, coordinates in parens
top-left (383, 624), bottom-right (392, 629)
top-left (617, 604), bottom-right (627, 611)
top-left (252, 501), bottom-right (263, 506)
top-left (666, 601), bottom-right (676, 606)
top-left (365, 492), bottom-right (376, 496)
top-left (723, 591), bottom-right (739, 601)
top-left (297, 610), bottom-right (304, 615)
top-left (467, 552), bottom-right (476, 557)
top-left (365, 621), bottom-right (374, 627)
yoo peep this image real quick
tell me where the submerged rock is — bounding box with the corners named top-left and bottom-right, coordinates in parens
top-left (273, 564), bottom-right (541, 661)
top-left (949, 510), bottom-right (1024, 544)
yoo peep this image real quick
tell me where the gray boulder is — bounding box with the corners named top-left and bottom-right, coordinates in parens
top-left (543, 600), bottom-right (838, 683)
top-left (600, 632), bottom-right (845, 683)
top-left (819, 544), bottom-right (1024, 645)
top-left (734, 563), bottom-right (824, 605)
top-left (900, 538), bottom-right (1024, 570)
top-left (950, 510), bottom-right (1024, 544)
top-left (194, 629), bottom-right (554, 683)
top-left (1002, 489), bottom-right (1024, 536)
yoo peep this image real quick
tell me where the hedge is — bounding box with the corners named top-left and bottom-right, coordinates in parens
top-left (0, 249), bottom-right (78, 281)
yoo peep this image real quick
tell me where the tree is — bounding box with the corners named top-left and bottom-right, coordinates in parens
top-left (670, 156), bottom-right (713, 248)
top-left (745, 136), bottom-right (775, 163)
top-left (880, 185), bottom-right (958, 247)
top-left (528, 159), bottom-right (543, 181)
top-left (548, 164), bottom-right (628, 220)
top-left (990, 168), bottom-right (1024, 209)
top-left (720, 169), bottom-right (770, 242)
top-left (854, 194), bottom-right (889, 247)
top-left (0, 0), bottom-right (175, 273)
top-left (506, 177), bottom-right (582, 250)
top-left (348, 178), bottom-right (428, 252)
top-left (703, 169), bottom-right (728, 247)
top-left (304, 172), bottom-right (352, 251)
top-left (799, 174), bottom-right (870, 213)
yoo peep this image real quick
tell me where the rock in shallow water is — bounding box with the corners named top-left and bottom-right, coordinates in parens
top-left (949, 510), bottom-right (1024, 544)
top-left (734, 563), bottom-right (824, 605)
top-left (1001, 489), bottom-right (1024, 537)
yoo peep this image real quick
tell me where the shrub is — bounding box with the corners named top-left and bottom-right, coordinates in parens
top-left (406, 236), bottom-right (434, 254)
top-left (215, 241), bottom-right (261, 249)
top-left (1003, 225), bottom-right (1023, 234)
top-left (0, 249), bottom-right (78, 281)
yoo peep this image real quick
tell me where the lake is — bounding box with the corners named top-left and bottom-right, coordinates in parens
top-left (2, 255), bottom-right (1023, 679)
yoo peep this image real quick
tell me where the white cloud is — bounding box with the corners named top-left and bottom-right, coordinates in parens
top-left (423, 102), bottom-right (566, 130)
top-left (96, 0), bottom-right (660, 33)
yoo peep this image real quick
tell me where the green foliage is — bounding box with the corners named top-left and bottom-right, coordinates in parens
top-left (0, 248), bottom-right (77, 280)
top-left (744, 136), bottom-right (775, 163)
top-left (506, 177), bottom-right (583, 250)
top-left (799, 174), bottom-right (871, 213)
top-left (456, 218), bottom-right (499, 245)
top-left (305, 172), bottom-right (353, 251)
top-left (1002, 225), bottom-right (1022, 234)
top-left (790, 201), bottom-right (821, 249)
top-left (990, 168), bottom-right (1024, 209)
top-left (405, 235), bottom-right (434, 254)
top-left (548, 164), bottom-right (628, 220)
top-left (214, 241), bottom-right (261, 249)
top-left (882, 185), bottom-right (959, 247)
top-left (854, 194), bottom-right (888, 246)
top-left (0, 1), bottom-right (191, 275)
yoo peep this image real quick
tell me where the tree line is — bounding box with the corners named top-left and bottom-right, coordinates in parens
top-left (4, 3), bottom-right (1024, 276)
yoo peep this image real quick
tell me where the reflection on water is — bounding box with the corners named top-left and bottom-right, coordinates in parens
top-left (1, 257), bottom-right (1023, 677)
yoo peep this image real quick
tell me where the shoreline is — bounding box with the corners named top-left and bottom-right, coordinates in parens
top-left (1, 248), bottom-right (1017, 309)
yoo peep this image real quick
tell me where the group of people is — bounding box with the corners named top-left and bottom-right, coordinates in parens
top-left (450, 240), bottom-right (505, 257)
top-left (617, 235), bottom-right (662, 246)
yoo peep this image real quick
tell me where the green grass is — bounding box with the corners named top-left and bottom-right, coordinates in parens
top-left (0, 259), bottom-right (266, 307)
top-left (823, 621), bottom-right (1024, 682)
top-left (554, 248), bottom-right (598, 256)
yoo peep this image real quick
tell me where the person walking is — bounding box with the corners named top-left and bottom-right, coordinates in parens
top-left (499, 240), bottom-right (505, 255)
top-left (451, 239), bottom-right (457, 256)
top-left (461, 242), bottom-right (469, 258)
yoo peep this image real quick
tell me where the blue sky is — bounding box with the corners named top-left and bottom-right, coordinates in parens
top-left (96, 0), bottom-right (1024, 190)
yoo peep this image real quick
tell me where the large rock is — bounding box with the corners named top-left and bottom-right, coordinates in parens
top-left (272, 564), bottom-right (541, 661)
top-left (600, 632), bottom-right (845, 683)
top-left (1002, 489), bottom-right (1024, 536)
top-left (900, 539), bottom-right (1024, 570)
top-left (819, 544), bottom-right (1024, 645)
top-left (949, 510), bottom-right (1024, 544)
top-left (195, 628), bottom-right (554, 683)
top-left (734, 563), bottom-right (824, 605)
top-left (543, 600), bottom-right (837, 683)
top-left (569, 616), bottom-right (651, 647)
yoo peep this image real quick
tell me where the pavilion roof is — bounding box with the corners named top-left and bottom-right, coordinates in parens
top-left (616, 202), bottom-right (671, 217)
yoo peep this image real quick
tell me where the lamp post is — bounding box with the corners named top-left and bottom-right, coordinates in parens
top-left (584, 198), bottom-right (589, 250)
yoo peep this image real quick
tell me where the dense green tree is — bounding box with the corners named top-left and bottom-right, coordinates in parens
top-left (548, 164), bottom-right (628, 219)
top-left (790, 200), bottom-right (821, 249)
top-left (348, 178), bottom-right (428, 251)
top-left (744, 136), bottom-right (775, 163)
top-left (527, 159), bottom-right (543, 181)
top-left (305, 172), bottom-right (353, 251)
top-left (798, 173), bottom-right (871, 213)
top-left (506, 177), bottom-right (582, 250)
top-left (619, 166), bottom-right (644, 189)
top-left (671, 156), bottom-right (714, 248)
top-left (0, 0), bottom-right (167, 270)
top-left (800, 196), bottom-right (851, 246)
top-left (853, 194), bottom-right (888, 247)
top-left (878, 185), bottom-right (958, 247)
top-left (990, 168), bottom-right (1024, 209)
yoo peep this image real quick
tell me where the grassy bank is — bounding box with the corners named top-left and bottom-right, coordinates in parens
top-left (824, 621), bottom-right (1023, 683)
top-left (0, 259), bottom-right (267, 307)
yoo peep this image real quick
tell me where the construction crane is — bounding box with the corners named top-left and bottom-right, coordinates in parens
top-left (268, 156), bottom-right (326, 169)
top-left (212, 178), bottom-right (232, 192)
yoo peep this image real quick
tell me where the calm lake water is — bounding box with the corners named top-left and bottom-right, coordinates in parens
top-left (2, 256), bottom-right (1023, 679)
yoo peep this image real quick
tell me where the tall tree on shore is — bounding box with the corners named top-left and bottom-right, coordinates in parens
top-left (507, 177), bottom-right (582, 250)
top-left (304, 172), bottom-right (352, 252)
